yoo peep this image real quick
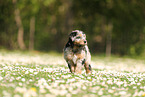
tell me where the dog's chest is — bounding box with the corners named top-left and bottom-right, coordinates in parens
top-left (64, 47), bottom-right (86, 62)
top-left (72, 51), bottom-right (85, 63)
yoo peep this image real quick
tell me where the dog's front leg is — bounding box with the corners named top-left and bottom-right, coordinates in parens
top-left (68, 61), bottom-right (75, 73)
top-left (84, 62), bottom-right (91, 74)
top-left (75, 60), bottom-right (82, 74)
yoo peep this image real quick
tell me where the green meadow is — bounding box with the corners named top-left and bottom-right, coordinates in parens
top-left (0, 51), bottom-right (145, 97)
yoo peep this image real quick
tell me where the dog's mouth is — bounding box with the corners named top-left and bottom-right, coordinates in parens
top-left (74, 44), bottom-right (84, 47)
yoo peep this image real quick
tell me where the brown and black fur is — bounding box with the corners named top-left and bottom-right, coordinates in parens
top-left (63, 30), bottom-right (91, 74)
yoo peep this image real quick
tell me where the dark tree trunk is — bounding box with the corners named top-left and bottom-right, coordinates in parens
top-left (29, 16), bottom-right (35, 51)
top-left (106, 22), bottom-right (113, 57)
top-left (13, 0), bottom-right (26, 50)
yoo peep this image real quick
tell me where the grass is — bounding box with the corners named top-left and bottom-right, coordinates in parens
top-left (0, 50), bottom-right (145, 97)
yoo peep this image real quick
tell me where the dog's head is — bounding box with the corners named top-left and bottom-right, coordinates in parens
top-left (69, 30), bottom-right (87, 47)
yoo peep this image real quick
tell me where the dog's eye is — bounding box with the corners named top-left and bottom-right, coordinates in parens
top-left (76, 36), bottom-right (81, 39)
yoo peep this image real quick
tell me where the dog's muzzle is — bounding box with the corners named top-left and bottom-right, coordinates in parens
top-left (74, 40), bottom-right (87, 47)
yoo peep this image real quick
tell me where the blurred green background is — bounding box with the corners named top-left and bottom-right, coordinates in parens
top-left (0, 0), bottom-right (145, 56)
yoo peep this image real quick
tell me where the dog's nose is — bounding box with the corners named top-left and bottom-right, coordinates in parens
top-left (84, 41), bottom-right (87, 43)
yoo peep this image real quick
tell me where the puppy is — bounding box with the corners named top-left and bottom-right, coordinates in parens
top-left (63, 30), bottom-right (91, 74)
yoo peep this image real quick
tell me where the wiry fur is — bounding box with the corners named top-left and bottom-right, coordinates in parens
top-left (63, 30), bottom-right (91, 74)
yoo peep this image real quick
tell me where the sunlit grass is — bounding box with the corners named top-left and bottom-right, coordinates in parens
top-left (0, 51), bottom-right (145, 97)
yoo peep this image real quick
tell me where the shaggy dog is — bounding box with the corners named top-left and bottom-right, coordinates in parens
top-left (64, 30), bottom-right (91, 74)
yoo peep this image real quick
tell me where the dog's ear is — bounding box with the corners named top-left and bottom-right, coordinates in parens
top-left (68, 37), bottom-right (73, 43)
top-left (69, 32), bottom-right (77, 41)
top-left (65, 37), bottom-right (74, 49)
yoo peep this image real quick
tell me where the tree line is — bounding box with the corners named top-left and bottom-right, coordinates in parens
top-left (0, 0), bottom-right (145, 56)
